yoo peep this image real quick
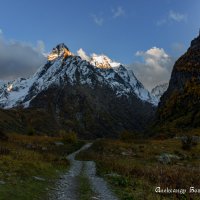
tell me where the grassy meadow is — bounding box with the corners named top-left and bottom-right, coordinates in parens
top-left (0, 132), bottom-right (84, 200)
top-left (76, 138), bottom-right (200, 200)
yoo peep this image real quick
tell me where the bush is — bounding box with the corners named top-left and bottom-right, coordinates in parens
top-left (111, 176), bottom-right (131, 187)
top-left (0, 129), bottom-right (8, 141)
top-left (27, 126), bottom-right (35, 136)
top-left (119, 131), bottom-right (136, 141)
top-left (62, 131), bottom-right (78, 144)
top-left (58, 129), bottom-right (66, 137)
top-left (0, 146), bottom-right (10, 155)
top-left (181, 135), bottom-right (198, 150)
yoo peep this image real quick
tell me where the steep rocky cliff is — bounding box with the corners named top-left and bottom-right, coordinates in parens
top-left (156, 33), bottom-right (200, 131)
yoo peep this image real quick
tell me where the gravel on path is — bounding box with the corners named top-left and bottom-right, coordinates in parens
top-left (49, 143), bottom-right (118, 200)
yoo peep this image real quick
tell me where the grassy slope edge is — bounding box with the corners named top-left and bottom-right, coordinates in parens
top-left (76, 139), bottom-right (200, 200)
top-left (0, 133), bottom-right (84, 200)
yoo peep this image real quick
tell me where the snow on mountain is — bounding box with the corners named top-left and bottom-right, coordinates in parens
top-left (89, 53), bottom-right (157, 104)
top-left (0, 80), bottom-right (7, 89)
top-left (48, 43), bottom-right (72, 61)
top-left (90, 54), bottom-right (121, 69)
top-left (0, 80), bottom-right (9, 97)
top-left (151, 83), bottom-right (168, 101)
top-left (0, 44), bottom-right (158, 108)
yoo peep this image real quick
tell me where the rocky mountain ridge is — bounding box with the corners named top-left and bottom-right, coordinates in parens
top-left (151, 83), bottom-right (168, 101)
top-left (0, 43), bottom-right (157, 109)
top-left (0, 43), bottom-right (156, 137)
top-left (156, 32), bottom-right (200, 132)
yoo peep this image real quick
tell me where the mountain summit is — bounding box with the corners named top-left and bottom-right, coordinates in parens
top-left (0, 43), bottom-right (157, 109)
top-left (48, 43), bottom-right (72, 61)
top-left (0, 43), bottom-right (156, 137)
top-left (90, 54), bottom-right (120, 69)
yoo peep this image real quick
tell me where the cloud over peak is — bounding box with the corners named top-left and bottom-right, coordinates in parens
top-left (77, 48), bottom-right (90, 61)
top-left (129, 47), bottom-right (175, 90)
top-left (77, 47), bottom-right (174, 90)
top-left (0, 33), bottom-right (46, 80)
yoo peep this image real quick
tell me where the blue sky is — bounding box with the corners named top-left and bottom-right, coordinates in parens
top-left (0, 0), bottom-right (199, 62)
top-left (0, 0), bottom-right (199, 88)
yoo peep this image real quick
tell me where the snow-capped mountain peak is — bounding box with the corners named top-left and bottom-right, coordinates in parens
top-left (90, 54), bottom-right (120, 69)
top-left (7, 84), bottom-right (13, 92)
top-left (48, 43), bottom-right (72, 61)
top-left (89, 53), bottom-right (157, 105)
top-left (0, 43), bottom-right (158, 108)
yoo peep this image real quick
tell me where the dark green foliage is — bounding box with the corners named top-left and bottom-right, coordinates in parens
top-left (0, 146), bottom-right (10, 155)
top-left (27, 126), bottom-right (35, 136)
top-left (119, 130), bottom-right (141, 141)
top-left (120, 131), bottom-right (134, 141)
top-left (0, 129), bottom-right (8, 141)
top-left (181, 135), bottom-right (198, 150)
top-left (0, 84), bottom-right (154, 139)
top-left (111, 176), bottom-right (131, 187)
top-left (155, 34), bottom-right (200, 135)
top-left (0, 108), bottom-right (60, 136)
top-left (62, 131), bottom-right (78, 144)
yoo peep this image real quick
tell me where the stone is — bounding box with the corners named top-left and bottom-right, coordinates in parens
top-left (0, 180), bottom-right (5, 185)
top-left (157, 153), bottom-right (180, 165)
top-left (33, 176), bottom-right (45, 181)
top-left (54, 142), bottom-right (64, 146)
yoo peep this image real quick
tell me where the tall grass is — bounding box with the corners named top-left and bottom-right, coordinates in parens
top-left (0, 133), bottom-right (84, 200)
top-left (76, 139), bottom-right (200, 200)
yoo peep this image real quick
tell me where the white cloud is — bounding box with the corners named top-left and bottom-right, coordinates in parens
top-left (92, 14), bottom-right (104, 26)
top-left (157, 10), bottom-right (187, 26)
top-left (77, 48), bottom-right (90, 61)
top-left (91, 6), bottom-right (125, 26)
top-left (129, 47), bottom-right (175, 90)
top-left (169, 10), bottom-right (187, 22)
top-left (112, 6), bottom-right (125, 18)
top-left (36, 40), bottom-right (45, 53)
